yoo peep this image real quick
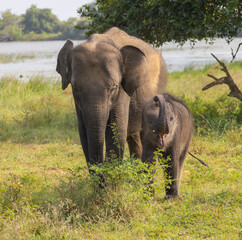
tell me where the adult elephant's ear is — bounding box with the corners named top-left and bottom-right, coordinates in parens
top-left (120, 45), bottom-right (149, 96)
top-left (56, 40), bottom-right (73, 90)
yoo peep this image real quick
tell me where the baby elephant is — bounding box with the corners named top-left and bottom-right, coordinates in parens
top-left (142, 93), bottom-right (193, 198)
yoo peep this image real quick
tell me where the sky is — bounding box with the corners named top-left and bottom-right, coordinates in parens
top-left (1, 0), bottom-right (94, 21)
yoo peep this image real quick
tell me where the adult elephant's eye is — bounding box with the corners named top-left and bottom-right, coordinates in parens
top-left (110, 84), bottom-right (118, 93)
top-left (109, 84), bottom-right (119, 102)
top-left (111, 87), bottom-right (116, 93)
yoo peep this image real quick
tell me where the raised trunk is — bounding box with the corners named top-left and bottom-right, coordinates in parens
top-left (154, 95), bottom-right (169, 135)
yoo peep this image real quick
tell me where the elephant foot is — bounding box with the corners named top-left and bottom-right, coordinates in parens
top-left (89, 169), bottom-right (106, 189)
top-left (164, 193), bottom-right (179, 200)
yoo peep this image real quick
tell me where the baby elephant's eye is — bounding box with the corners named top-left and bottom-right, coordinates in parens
top-left (170, 117), bottom-right (174, 121)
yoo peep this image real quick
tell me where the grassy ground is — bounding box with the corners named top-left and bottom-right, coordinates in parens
top-left (0, 62), bottom-right (241, 239)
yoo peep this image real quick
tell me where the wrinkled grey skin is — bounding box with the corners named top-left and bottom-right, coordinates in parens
top-left (142, 94), bottom-right (193, 198)
top-left (56, 27), bottom-right (167, 168)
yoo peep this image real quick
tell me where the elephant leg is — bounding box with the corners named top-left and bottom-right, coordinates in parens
top-left (178, 146), bottom-right (189, 182)
top-left (75, 102), bottom-right (89, 163)
top-left (165, 147), bottom-right (187, 198)
top-left (127, 132), bottom-right (143, 159)
top-left (105, 98), bottom-right (129, 161)
top-left (163, 147), bottom-right (180, 198)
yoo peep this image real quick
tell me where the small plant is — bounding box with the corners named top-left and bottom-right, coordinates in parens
top-left (153, 149), bottom-right (173, 195)
top-left (55, 156), bottom-right (153, 223)
top-left (110, 122), bottom-right (122, 153)
top-left (53, 123), bottom-right (156, 222)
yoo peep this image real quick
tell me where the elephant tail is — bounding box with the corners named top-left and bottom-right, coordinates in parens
top-left (188, 152), bottom-right (209, 167)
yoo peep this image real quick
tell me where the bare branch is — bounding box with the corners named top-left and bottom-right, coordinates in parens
top-left (230, 43), bottom-right (242, 63)
top-left (211, 53), bottom-right (223, 66)
top-left (202, 76), bottom-right (227, 91)
top-left (207, 74), bottom-right (219, 81)
top-left (202, 53), bottom-right (242, 101)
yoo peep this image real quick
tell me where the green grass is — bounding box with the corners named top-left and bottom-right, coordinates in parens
top-left (0, 62), bottom-right (241, 239)
top-left (0, 76), bottom-right (78, 143)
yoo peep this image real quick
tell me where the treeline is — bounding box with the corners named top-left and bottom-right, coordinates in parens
top-left (0, 5), bottom-right (88, 41)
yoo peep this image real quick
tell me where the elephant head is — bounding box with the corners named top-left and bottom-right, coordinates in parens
top-left (142, 94), bottom-right (178, 151)
top-left (56, 39), bottom-right (150, 166)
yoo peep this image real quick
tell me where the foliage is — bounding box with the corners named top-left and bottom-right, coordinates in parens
top-left (0, 6), bottom-right (87, 41)
top-left (0, 10), bottom-right (23, 41)
top-left (0, 10), bottom-right (20, 29)
top-left (21, 5), bottom-right (61, 34)
top-left (78, 0), bottom-right (242, 46)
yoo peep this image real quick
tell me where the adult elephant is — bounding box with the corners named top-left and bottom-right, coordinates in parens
top-left (56, 27), bottom-right (167, 167)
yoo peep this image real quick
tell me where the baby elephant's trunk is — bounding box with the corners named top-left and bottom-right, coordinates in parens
top-left (153, 95), bottom-right (169, 148)
top-left (153, 95), bottom-right (169, 135)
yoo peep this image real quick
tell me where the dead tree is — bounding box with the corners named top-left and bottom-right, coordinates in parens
top-left (231, 43), bottom-right (241, 63)
top-left (202, 53), bottom-right (242, 101)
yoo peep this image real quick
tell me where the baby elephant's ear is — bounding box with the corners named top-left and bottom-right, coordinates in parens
top-left (56, 40), bottom-right (73, 90)
top-left (120, 45), bottom-right (149, 96)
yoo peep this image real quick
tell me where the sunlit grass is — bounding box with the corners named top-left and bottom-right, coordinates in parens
top-left (0, 63), bottom-right (241, 239)
top-left (0, 76), bottom-right (78, 143)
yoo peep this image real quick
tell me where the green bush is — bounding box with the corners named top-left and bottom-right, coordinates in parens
top-left (182, 94), bottom-right (241, 135)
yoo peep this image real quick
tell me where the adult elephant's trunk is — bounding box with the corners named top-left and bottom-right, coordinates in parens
top-left (87, 128), bottom-right (106, 165)
top-left (82, 104), bottom-right (110, 166)
top-left (153, 95), bottom-right (169, 141)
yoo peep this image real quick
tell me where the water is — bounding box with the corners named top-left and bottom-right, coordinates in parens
top-left (161, 38), bottom-right (242, 72)
top-left (0, 40), bottom-right (83, 80)
top-left (0, 38), bottom-right (241, 80)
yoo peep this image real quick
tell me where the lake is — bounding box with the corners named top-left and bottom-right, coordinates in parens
top-left (0, 38), bottom-right (241, 80)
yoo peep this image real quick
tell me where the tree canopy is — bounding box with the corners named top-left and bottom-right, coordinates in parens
top-left (0, 10), bottom-right (22, 41)
top-left (78, 0), bottom-right (242, 46)
top-left (21, 5), bottom-right (60, 34)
